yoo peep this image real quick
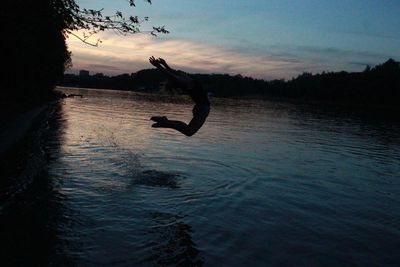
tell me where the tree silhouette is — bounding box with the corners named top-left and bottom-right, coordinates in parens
top-left (2, 0), bottom-right (167, 110)
top-left (58, 0), bottom-right (168, 46)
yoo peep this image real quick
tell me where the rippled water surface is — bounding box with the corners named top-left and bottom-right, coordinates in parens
top-left (19, 88), bottom-right (400, 266)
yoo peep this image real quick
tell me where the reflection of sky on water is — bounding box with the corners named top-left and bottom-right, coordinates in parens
top-left (42, 87), bottom-right (400, 266)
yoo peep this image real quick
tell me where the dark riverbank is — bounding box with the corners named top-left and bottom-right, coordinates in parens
top-left (0, 100), bottom-right (58, 200)
top-left (0, 100), bottom-right (69, 266)
top-left (0, 106), bottom-right (47, 155)
top-left (0, 89), bottom-right (65, 154)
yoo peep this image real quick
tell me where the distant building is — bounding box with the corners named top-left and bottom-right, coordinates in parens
top-left (79, 70), bottom-right (90, 77)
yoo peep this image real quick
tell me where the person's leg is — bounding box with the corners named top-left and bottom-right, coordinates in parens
top-left (150, 105), bottom-right (209, 136)
top-left (151, 116), bottom-right (206, 136)
top-left (151, 117), bottom-right (193, 136)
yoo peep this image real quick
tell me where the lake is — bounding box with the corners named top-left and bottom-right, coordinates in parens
top-left (3, 87), bottom-right (400, 266)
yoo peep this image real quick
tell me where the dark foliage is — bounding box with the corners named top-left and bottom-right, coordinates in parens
top-left (61, 70), bottom-right (166, 91)
top-left (60, 0), bottom-right (168, 46)
top-left (270, 59), bottom-right (400, 106)
top-left (3, 0), bottom-right (71, 108)
top-left (2, 0), bottom-right (165, 111)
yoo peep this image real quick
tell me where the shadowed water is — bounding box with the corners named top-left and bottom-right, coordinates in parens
top-left (2, 87), bottom-right (400, 266)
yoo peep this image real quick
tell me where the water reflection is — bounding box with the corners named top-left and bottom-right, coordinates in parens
top-left (130, 170), bottom-right (180, 189)
top-left (44, 91), bottom-right (205, 266)
top-left (5, 87), bottom-right (398, 266)
top-left (146, 212), bottom-right (203, 267)
top-left (120, 150), bottom-right (181, 189)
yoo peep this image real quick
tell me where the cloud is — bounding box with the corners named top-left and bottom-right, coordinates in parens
top-left (66, 31), bottom-right (315, 79)
top-left (67, 31), bottom-right (390, 79)
top-left (261, 43), bottom-right (396, 74)
top-left (297, 45), bottom-right (386, 60)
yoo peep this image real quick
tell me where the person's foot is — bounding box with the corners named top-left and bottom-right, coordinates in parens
top-left (151, 116), bottom-right (169, 127)
top-left (152, 122), bottom-right (165, 128)
top-left (150, 116), bottom-right (168, 123)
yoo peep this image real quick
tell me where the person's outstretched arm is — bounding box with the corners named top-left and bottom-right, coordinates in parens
top-left (149, 56), bottom-right (180, 81)
top-left (149, 56), bottom-right (192, 89)
top-left (157, 58), bottom-right (173, 71)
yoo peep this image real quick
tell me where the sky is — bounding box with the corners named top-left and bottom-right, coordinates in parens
top-left (66, 0), bottom-right (400, 80)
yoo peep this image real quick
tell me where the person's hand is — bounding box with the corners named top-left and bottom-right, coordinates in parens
top-left (157, 58), bottom-right (167, 65)
top-left (149, 56), bottom-right (160, 67)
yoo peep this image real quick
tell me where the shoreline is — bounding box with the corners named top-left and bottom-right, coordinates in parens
top-left (0, 98), bottom-right (60, 162)
top-left (0, 105), bottom-right (50, 156)
top-left (0, 99), bottom-right (59, 206)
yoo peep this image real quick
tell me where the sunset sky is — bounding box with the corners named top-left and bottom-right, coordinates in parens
top-left (67, 0), bottom-right (400, 80)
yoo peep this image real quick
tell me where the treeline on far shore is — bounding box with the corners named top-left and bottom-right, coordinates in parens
top-left (59, 59), bottom-right (400, 107)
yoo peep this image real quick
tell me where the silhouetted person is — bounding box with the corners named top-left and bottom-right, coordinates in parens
top-left (149, 56), bottom-right (210, 136)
